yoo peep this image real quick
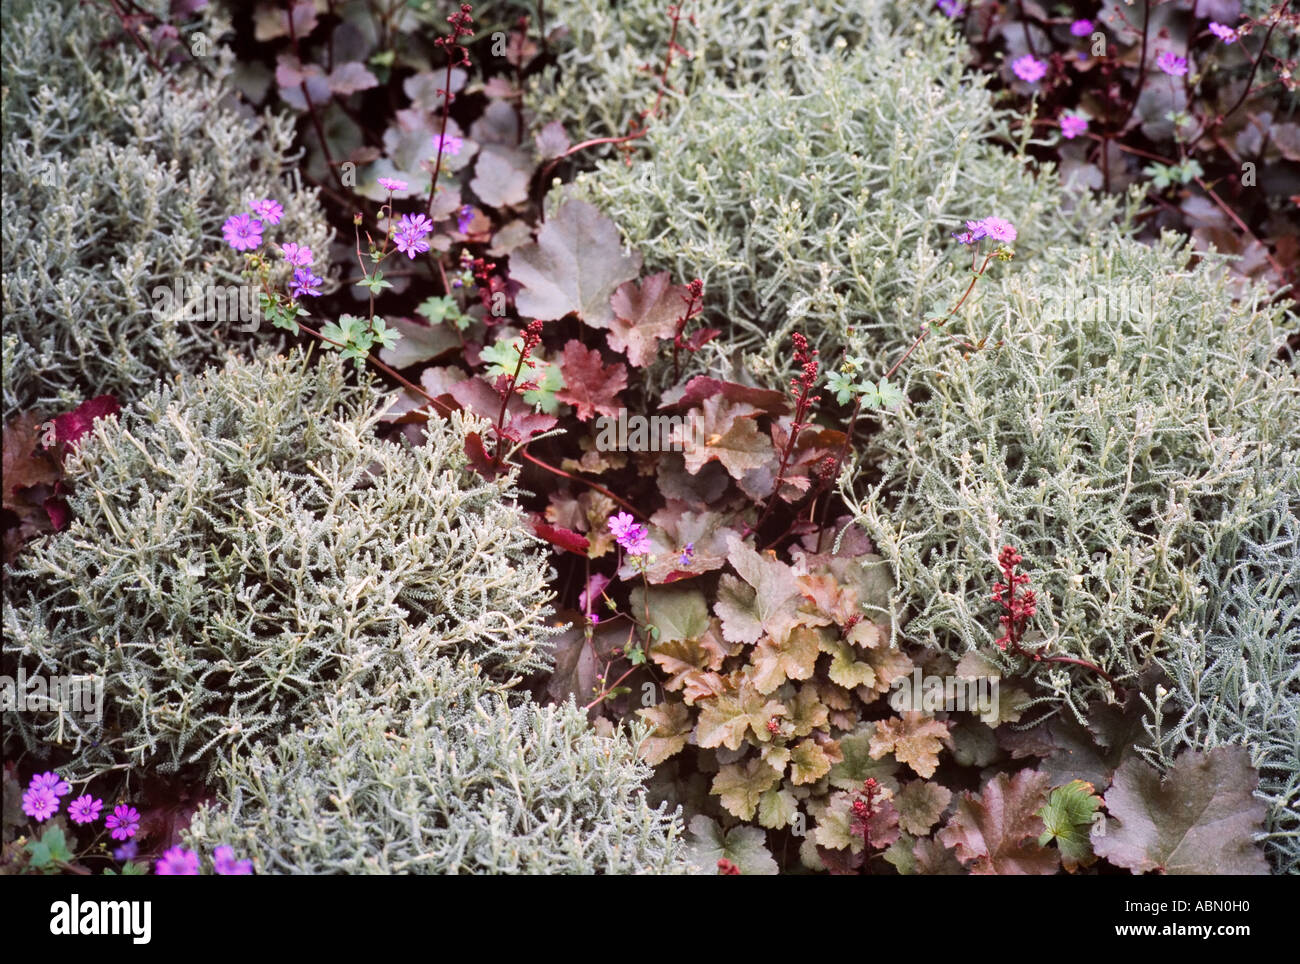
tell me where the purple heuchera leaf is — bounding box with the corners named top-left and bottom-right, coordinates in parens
top-left (1092, 747), bottom-right (1269, 874)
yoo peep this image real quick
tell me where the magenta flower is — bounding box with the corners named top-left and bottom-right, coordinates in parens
top-left (1208, 22), bottom-right (1237, 44)
top-left (22, 787), bottom-right (59, 822)
top-left (105, 804), bottom-right (141, 841)
top-left (29, 771), bottom-right (72, 797)
top-left (1070, 19), bottom-right (1093, 37)
top-left (250, 199), bottom-right (283, 225)
top-left (213, 845), bottom-right (254, 875)
top-left (608, 512), bottom-right (652, 557)
top-left (290, 268), bottom-right (323, 299)
top-left (280, 242), bottom-right (313, 266)
top-left (397, 213), bottom-right (434, 237)
top-left (68, 795), bottom-right (103, 825)
top-left (222, 213), bottom-right (263, 252)
top-left (393, 229), bottom-right (431, 259)
top-left (936, 0), bottom-right (964, 16)
top-left (393, 212), bottom-right (434, 259)
top-left (377, 177), bottom-right (408, 192)
top-left (1156, 51), bottom-right (1188, 76)
top-left (977, 216), bottom-right (1017, 243)
top-left (953, 217), bottom-right (1017, 245)
top-left (1059, 113), bottom-right (1089, 139)
top-left (432, 133), bottom-right (463, 156)
top-left (156, 846), bottom-right (200, 876)
top-left (1011, 54), bottom-right (1047, 84)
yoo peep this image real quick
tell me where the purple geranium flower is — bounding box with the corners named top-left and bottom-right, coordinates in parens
top-left (953, 217), bottom-right (1017, 245)
top-left (1070, 19), bottom-right (1093, 37)
top-left (976, 216), bottom-right (1017, 243)
top-left (105, 804), bottom-right (141, 841)
top-left (30, 771), bottom-right (72, 797)
top-left (1208, 22), bottom-right (1237, 44)
top-left (936, 0), bottom-right (965, 16)
top-left (432, 133), bottom-right (463, 156)
top-left (397, 213), bottom-right (433, 238)
top-left (1156, 51), bottom-right (1188, 76)
top-left (22, 787), bottom-right (58, 822)
top-left (1059, 113), bottom-right (1089, 139)
top-left (250, 199), bottom-right (283, 225)
top-left (68, 795), bottom-right (103, 825)
top-left (222, 213), bottom-right (263, 252)
top-left (1011, 54), bottom-right (1047, 84)
top-left (280, 242), bottom-right (313, 266)
top-left (608, 512), bottom-right (652, 557)
top-left (457, 204), bottom-right (475, 234)
top-left (213, 846), bottom-right (254, 875)
top-left (113, 841), bottom-right (139, 862)
top-left (156, 846), bottom-right (200, 876)
top-left (377, 177), bottom-right (408, 192)
top-left (393, 228), bottom-right (431, 259)
top-left (290, 268), bottom-right (323, 299)
top-left (678, 543), bottom-right (695, 567)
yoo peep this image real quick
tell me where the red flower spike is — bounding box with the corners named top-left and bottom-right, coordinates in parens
top-left (991, 545), bottom-right (1039, 656)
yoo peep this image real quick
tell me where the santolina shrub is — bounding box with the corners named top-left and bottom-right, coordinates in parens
top-left (2, 351), bottom-right (560, 778)
top-left (569, 9), bottom-right (1133, 389)
top-left (843, 233), bottom-right (1299, 715)
top-left (184, 659), bottom-right (688, 874)
top-left (517, 0), bottom-right (894, 145)
top-left (0, 0), bottom-right (332, 418)
top-left (1144, 479), bottom-right (1300, 875)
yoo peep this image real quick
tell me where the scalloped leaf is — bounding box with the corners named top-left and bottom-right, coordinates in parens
top-left (713, 758), bottom-right (782, 820)
top-left (510, 201), bottom-right (641, 325)
top-left (1038, 779), bottom-right (1101, 873)
top-left (685, 815), bottom-right (778, 875)
top-left (869, 712), bottom-right (950, 779)
top-left (1092, 748), bottom-right (1268, 875)
top-left (938, 769), bottom-right (1059, 875)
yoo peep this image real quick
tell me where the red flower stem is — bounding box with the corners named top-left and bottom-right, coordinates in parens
top-left (288, 9), bottom-right (344, 192)
top-left (584, 662), bottom-right (638, 711)
top-left (516, 449), bottom-right (647, 520)
top-left (491, 346), bottom-right (532, 468)
top-left (293, 320), bottom-right (457, 418)
top-left (1187, 0), bottom-right (1291, 148)
top-left (753, 363), bottom-right (816, 534)
top-left (536, 130), bottom-right (648, 186)
top-left (1114, 0), bottom-right (1151, 135)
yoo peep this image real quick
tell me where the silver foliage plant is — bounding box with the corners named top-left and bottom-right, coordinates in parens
top-left (518, 0), bottom-right (895, 145)
top-left (842, 233), bottom-right (1299, 716)
top-left (2, 351), bottom-right (561, 778)
top-left (567, 4), bottom-right (1134, 388)
top-left (1142, 483), bottom-right (1300, 874)
top-left (0, 0), bottom-right (332, 418)
top-left (185, 661), bottom-right (689, 874)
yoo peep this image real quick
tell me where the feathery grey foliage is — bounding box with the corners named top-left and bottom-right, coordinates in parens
top-left (518, 0), bottom-right (897, 146)
top-left (2, 352), bottom-right (560, 778)
top-left (185, 659), bottom-right (687, 874)
top-left (1, 0), bottom-right (332, 418)
top-left (567, 5), bottom-right (1133, 390)
top-left (1143, 481), bottom-right (1300, 875)
top-left (843, 234), bottom-right (1299, 714)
